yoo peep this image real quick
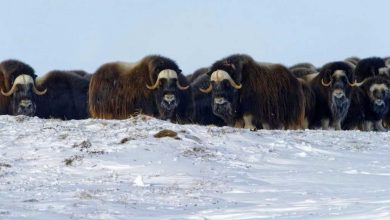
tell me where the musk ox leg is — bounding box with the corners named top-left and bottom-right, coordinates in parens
top-left (331, 119), bottom-right (342, 130)
top-left (279, 124), bottom-right (285, 130)
top-left (374, 120), bottom-right (386, 132)
top-left (234, 119), bottom-right (244, 128)
top-left (321, 119), bottom-right (330, 130)
top-left (262, 122), bottom-right (271, 130)
top-left (363, 121), bottom-right (373, 131)
top-left (303, 117), bottom-right (309, 129)
top-left (383, 118), bottom-right (390, 129)
top-left (243, 113), bottom-right (256, 130)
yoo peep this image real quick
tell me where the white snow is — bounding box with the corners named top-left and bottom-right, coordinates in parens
top-left (133, 175), bottom-right (149, 187)
top-left (0, 115), bottom-right (390, 219)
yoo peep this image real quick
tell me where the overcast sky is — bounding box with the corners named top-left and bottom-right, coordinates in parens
top-left (0, 0), bottom-right (389, 75)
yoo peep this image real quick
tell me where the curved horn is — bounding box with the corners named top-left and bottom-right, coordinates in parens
top-left (349, 79), bottom-right (367, 87)
top-left (1, 83), bottom-right (17, 97)
top-left (176, 81), bottom-right (189, 90)
top-left (146, 78), bottom-right (161, 90)
top-left (33, 85), bottom-right (47, 95)
top-left (210, 70), bottom-right (242, 90)
top-left (321, 78), bottom-right (332, 87)
top-left (199, 84), bottom-right (212, 93)
top-left (227, 78), bottom-right (242, 89)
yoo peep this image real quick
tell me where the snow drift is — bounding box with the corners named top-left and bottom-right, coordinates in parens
top-left (0, 115), bottom-right (390, 219)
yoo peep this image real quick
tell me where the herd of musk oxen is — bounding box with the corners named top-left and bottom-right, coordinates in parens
top-left (1, 54), bottom-right (390, 131)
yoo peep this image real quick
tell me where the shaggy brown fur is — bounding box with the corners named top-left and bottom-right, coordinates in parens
top-left (298, 78), bottom-right (317, 128)
top-left (206, 54), bottom-right (305, 129)
top-left (89, 55), bottom-right (192, 121)
top-left (89, 61), bottom-right (152, 119)
top-left (245, 63), bottom-right (305, 129)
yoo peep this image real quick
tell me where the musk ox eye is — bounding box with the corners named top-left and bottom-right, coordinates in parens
top-left (159, 78), bottom-right (167, 85)
top-left (15, 85), bottom-right (23, 91)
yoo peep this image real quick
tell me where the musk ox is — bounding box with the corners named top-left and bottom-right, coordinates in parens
top-left (198, 54), bottom-right (305, 130)
top-left (344, 76), bottom-right (390, 131)
top-left (88, 55), bottom-right (193, 122)
top-left (34, 70), bottom-right (90, 119)
top-left (309, 61), bottom-right (359, 130)
top-left (354, 57), bottom-right (389, 81)
top-left (189, 68), bottom-right (226, 126)
top-left (0, 59), bottom-right (45, 116)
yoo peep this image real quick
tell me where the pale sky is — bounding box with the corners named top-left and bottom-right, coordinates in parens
top-left (0, 0), bottom-right (389, 75)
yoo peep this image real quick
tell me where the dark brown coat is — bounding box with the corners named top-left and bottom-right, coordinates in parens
top-left (200, 54), bottom-right (305, 129)
top-left (309, 61), bottom-right (356, 129)
top-left (35, 70), bottom-right (90, 119)
top-left (89, 55), bottom-right (193, 122)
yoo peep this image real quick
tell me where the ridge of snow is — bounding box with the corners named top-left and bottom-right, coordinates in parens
top-left (0, 115), bottom-right (389, 219)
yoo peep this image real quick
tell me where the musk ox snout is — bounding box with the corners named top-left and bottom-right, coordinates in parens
top-left (161, 93), bottom-right (178, 111)
top-left (332, 90), bottom-right (346, 100)
top-left (331, 89), bottom-right (349, 113)
top-left (163, 94), bottom-right (176, 104)
top-left (372, 99), bottom-right (388, 117)
top-left (212, 98), bottom-right (234, 124)
top-left (374, 99), bottom-right (385, 106)
top-left (17, 99), bottom-right (36, 116)
top-left (214, 97), bottom-right (227, 105)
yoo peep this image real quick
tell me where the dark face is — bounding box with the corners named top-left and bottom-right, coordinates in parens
top-left (155, 78), bottom-right (181, 120)
top-left (9, 83), bottom-right (36, 116)
top-left (368, 84), bottom-right (390, 117)
top-left (325, 71), bottom-right (352, 120)
top-left (210, 80), bottom-right (239, 125)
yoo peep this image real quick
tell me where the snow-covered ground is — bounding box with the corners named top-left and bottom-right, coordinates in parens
top-left (0, 115), bottom-right (390, 219)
